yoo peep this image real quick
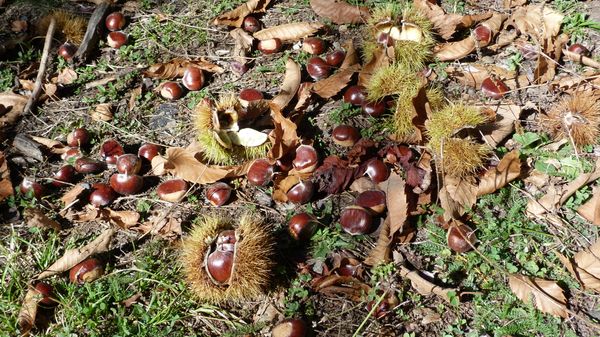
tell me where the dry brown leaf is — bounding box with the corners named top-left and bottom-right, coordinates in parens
top-left (479, 104), bottom-right (523, 148)
top-left (503, 0), bottom-right (527, 9)
top-left (340, 39), bottom-right (359, 70)
top-left (122, 292), bottom-right (142, 307)
top-left (399, 265), bottom-right (456, 302)
top-left (18, 287), bottom-right (39, 335)
top-left (477, 150), bottom-right (521, 196)
top-left (0, 92), bottom-right (28, 126)
top-left (134, 210), bottom-right (182, 239)
top-left (0, 151), bottom-right (13, 202)
top-left (144, 59), bottom-right (224, 79)
top-left (379, 173), bottom-right (408, 238)
top-left (364, 217), bottom-right (392, 266)
top-left (55, 67), bottom-right (78, 85)
top-left (577, 187), bottom-right (600, 225)
top-left (268, 106), bottom-right (300, 160)
top-left (60, 183), bottom-right (89, 206)
top-left (312, 65), bottom-right (359, 99)
top-left (212, 0), bottom-right (271, 27)
top-left (508, 274), bottom-right (568, 318)
top-left (30, 135), bottom-right (68, 154)
top-left (25, 208), bottom-right (61, 231)
top-left (414, 0), bottom-right (491, 40)
top-left (102, 208), bottom-right (140, 228)
top-left (566, 241), bottom-right (600, 291)
top-left (91, 103), bottom-right (113, 122)
top-left (128, 87), bottom-right (142, 112)
top-left (312, 274), bottom-right (371, 302)
top-left (442, 176), bottom-right (477, 220)
top-left (507, 4), bottom-right (563, 43)
top-left (253, 22), bottom-right (324, 41)
top-left (272, 174), bottom-right (301, 203)
top-left (160, 146), bottom-right (244, 184)
top-left (309, 0), bottom-right (370, 24)
top-left (271, 59), bottom-right (301, 111)
top-left (230, 28), bottom-right (254, 64)
top-left (37, 227), bottom-right (116, 280)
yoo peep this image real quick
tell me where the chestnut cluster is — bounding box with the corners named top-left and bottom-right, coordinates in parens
top-left (160, 65), bottom-right (205, 100)
top-left (340, 188), bottom-right (386, 236)
top-left (105, 12), bottom-right (128, 49)
top-left (302, 37), bottom-right (348, 81)
top-left (343, 85), bottom-right (388, 118)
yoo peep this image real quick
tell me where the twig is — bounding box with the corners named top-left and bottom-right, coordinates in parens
top-left (23, 18), bottom-right (56, 114)
top-left (563, 49), bottom-right (600, 69)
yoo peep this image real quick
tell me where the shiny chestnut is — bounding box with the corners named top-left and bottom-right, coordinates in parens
top-left (325, 50), bottom-right (345, 67)
top-left (116, 154), bottom-right (141, 175)
top-left (364, 159), bottom-right (389, 183)
top-left (272, 318), bottom-right (308, 337)
top-left (288, 212), bottom-right (317, 241)
top-left (242, 16), bottom-right (261, 33)
top-left (343, 85), bottom-right (366, 106)
top-left (34, 282), bottom-right (57, 306)
top-left (362, 101), bottom-right (386, 117)
top-left (447, 223), bottom-right (476, 253)
top-left (258, 38), bottom-right (282, 54)
top-left (74, 157), bottom-right (106, 174)
top-left (306, 56), bottom-right (330, 80)
top-left (107, 31), bottom-right (128, 49)
top-left (69, 258), bottom-right (104, 284)
top-left (89, 183), bottom-right (116, 207)
top-left (160, 81), bottom-right (184, 100)
top-left (206, 182), bottom-right (232, 206)
top-left (156, 179), bottom-right (188, 202)
top-left (332, 125), bottom-right (360, 147)
top-left (67, 127), bottom-right (90, 147)
top-left (206, 249), bottom-right (234, 284)
top-left (52, 165), bottom-right (76, 187)
top-left (138, 143), bottom-right (160, 161)
top-left (302, 37), bottom-right (326, 55)
top-left (481, 77), bottom-right (509, 100)
top-left (19, 178), bottom-right (44, 199)
top-left (110, 173), bottom-right (144, 195)
top-left (182, 67), bottom-right (204, 91)
top-left (340, 205), bottom-right (373, 235)
top-left (100, 139), bottom-right (124, 165)
top-left (105, 12), bottom-right (126, 31)
top-left (58, 42), bottom-right (77, 60)
top-left (247, 159), bottom-right (274, 186)
top-left (287, 180), bottom-right (314, 204)
top-left (356, 190), bottom-right (386, 214)
top-left (292, 144), bottom-right (318, 173)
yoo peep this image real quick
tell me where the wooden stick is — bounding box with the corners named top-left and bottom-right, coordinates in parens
top-left (23, 18), bottom-right (56, 114)
top-left (563, 49), bottom-right (600, 69)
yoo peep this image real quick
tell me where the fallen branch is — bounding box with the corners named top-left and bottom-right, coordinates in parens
top-left (23, 18), bottom-right (56, 114)
top-left (563, 49), bottom-right (600, 69)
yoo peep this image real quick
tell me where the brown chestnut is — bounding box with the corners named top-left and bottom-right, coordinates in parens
top-left (340, 205), bottom-right (373, 235)
top-left (362, 101), bottom-right (386, 117)
top-left (288, 212), bottom-right (317, 241)
top-left (568, 43), bottom-right (590, 57)
top-left (325, 50), bottom-right (346, 67)
top-left (206, 182), bottom-right (232, 206)
top-left (116, 154), bottom-right (141, 175)
top-left (364, 159), bottom-right (389, 183)
top-left (302, 37), bottom-right (326, 55)
top-left (272, 318), bottom-right (308, 337)
top-left (34, 282), bottom-right (57, 306)
top-left (292, 144), bottom-right (318, 173)
top-left (138, 143), bottom-right (161, 162)
top-left (247, 159), bottom-right (274, 186)
top-left (157, 179), bottom-right (188, 202)
top-left (67, 127), bottom-right (90, 148)
top-left (182, 67), bottom-right (204, 91)
top-left (206, 249), bottom-right (234, 284)
top-left (74, 157), bottom-right (106, 174)
top-left (52, 165), bottom-right (76, 187)
top-left (306, 56), bottom-right (330, 80)
top-left (472, 25), bottom-right (492, 45)
top-left (286, 180), bottom-right (314, 204)
top-left (258, 38), bottom-right (282, 54)
top-left (69, 258), bottom-right (104, 284)
top-left (355, 190), bottom-right (386, 214)
top-left (58, 42), bottom-right (77, 60)
top-left (242, 16), bottom-right (261, 33)
top-left (105, 12), bottom-right (126, 31)
top-left (343, 85), bottom-right (366, 106)
top-left (239, 88), bottom-right (264, 108)
top-left (110, 173), bottom-right (144, 195)
top-left (100, 139), bottom-right (124, 165)
top-left (332, 125), bottom-right (360, 147)
top-left (61, 147), bottom-right (82, 161)
top-left (481, 77), bottom-right (509, 100)
top-left (160, 81), bottom-right (184, 100)
top-left (447, 223), bottom-right (476, 253)
top-left (19, 178), bottom-right (44, 199)
top-left (107, 31), bottom-right (128, 49)
top-left (89, 183), bottom-right (116, 207)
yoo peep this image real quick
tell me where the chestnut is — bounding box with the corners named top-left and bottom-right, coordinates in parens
top-left (206, 249), bottom-right (234, 284)
top-left (447, 223), bottom-right (476, 253)
top-left (340, 205), bottom-right (373, 235)
top-left (157, 179), bottom-right (188, 202)
top-left (292, 144), bottom-right (318, 173)
top-left (258, 38), bottom-right (282, 54)
top-left (332, 125), bottom-right (360, 147)
top-left (247, 159), bottom-right (274, 186)
top-left (481, 77), bottom-right (509, 100)
top-left (362, 100), bottom-right (386, 117)
top-left (107, 31), bottom-right (128, 49)
top-left (377, 32), bottom-right (394, 47)
top-left (100, 139), bottom-right (124, 165)
top-left (19, 178), bottom-right (44, 199)
top-left (138, 143), bottom-right (161, 162)
top-left (355, 190), bottom-right (386, 214)
top-left (61, 147), bottom-right (82, 161)
top-left (182, 66), bottom-right (204, 91)
top-left (306, 56), bottom-right (330, 80)
top-left (242, 16), bottom-right (261, 33)
top-left (216, 230), bottom-right (237, 251)
top-left (230, 61), bottom-right (249, 75)
top-left (34, 282), bottom-right (57, 307)
top-left (288, 212), bottom-right (317, 241)
top-left (302, 37), bottom-right (326, 55)
top-left (74, 157), bottom-right (106, 174)
top-left (325, 50), bottom-right (346, 67)
top-left (286, 180), bottom-right (314, 204)
top-left (364, 159), bottom-right (389, 183)
top-left (105, 12), bottom-right (126, 31)
top-left (337, 258), bottom-right (361, 277)
top-left (272, 318), bottom-right (308, 337)
top-left (239, 88), bottom-right (264, 108)
top-left (58, 42), bottom-right (77, 60)
top-left (472, 25), bottom-right (492, 45)
top-left (343, 85), bottom-right (366, 106)
top-left (206, 182), bottom-right (231, 206)
top-left (89, 183), bottom-right (116, 207)
top-left (110, 173), bottom-right (144, 195)
top-left (67, 127), bottom-right (90, 148)
top-left (160, 81), bottom-right (184, 100)
top-left (69, 258), bottom-right (104, 284)
top-left (568, 43), bottom-right (590, 57)
top-left (116, 154), bottom-right (141, 175)
top-left (52, 164), bottom-right (76, 187)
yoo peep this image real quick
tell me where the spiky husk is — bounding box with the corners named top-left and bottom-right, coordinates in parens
top-left (539, 91), bottom-right (600, 148)
top-left (392, 87), bottom-right (445, 142)
top-left (181, 213), bottom-right (274, 304)
top-left (366, 63), bottom-right (420, 101)
top-left (437, 138), bottom-right (490, 178)
top-left (37, 10), bottom-right (86, 44)
top-left (426, 103), bottom-right (488, 151)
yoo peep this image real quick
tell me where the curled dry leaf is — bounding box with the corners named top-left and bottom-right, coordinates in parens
top-left (0, 92), bottom-right (28, 128)
top-left (312, 64), bottom-right (360, 99)
top-left (398, 265), bottom-right (457, 303)
top-left (30, 135), bottom-right (68, 154)
top-left (0, 151), bottom-right (13, 202)
top-left (60, 183), bottom-right (89, 206)
top-left (358, 46), bottom-right (391, 86)
top-left (268, 105), bottom-right (300, 160)
top-left (134, 210), bottom-right (182, 239)
top-left (36, 226), bottom-right (116, 280)
top-left (378, 173), bottom-right (408, 239)
top-left (102, 208), bottom-right (140, 229)
top-left (439, 175), bottom-right (477, 221)
top-left (577, 186), bottom-right (600, 225)
top-left (18, 287), bottom-right (39, 335)
top-left (479, 104), bottom-right (523, 148)
top-left (144, 59), bottom-right (224, 79)
top-left (477, 150), bottom-right (521, 196)
top-left (272, 174), bottom-right (302, 202)
top-left (230, 28), bottom-right (254, 64)
top-left (309, 0), bottom-right (370, 25)
top-left (212, 0), bottom-right (271, 27)
top-left (507, 4), bottom-right (563, 43)
top-left (364, 217), bottom-right (392, 266)
top-left (55, 67), bottom-right (78, 85)
top-left (25, 208), bottom-right (61, 231)
top-left (414, 0), bottom-right (492, 40)
top-left (508, 274), bottom-right (568, 318)
top-left (253, 22), bottom-right (324, 41)
top-left (312, 274), bottom-right (371, 302)
top-left (340, 39), bottom-right (359, 70)
top-left (558, 241), bottom-right (600, 291)
top-left (271, 58), bottom-right (301, 111)
top-left (91, 103), bottom-right (113, 122)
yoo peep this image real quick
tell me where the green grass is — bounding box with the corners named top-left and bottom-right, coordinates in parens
top-left (553, 0), bottom-right (600, 42)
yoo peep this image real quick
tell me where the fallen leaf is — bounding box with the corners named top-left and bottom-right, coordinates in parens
top-left (159, 146), bottom-right (246, 184)
top-left (560, 241), bottom-right (600, 291)
top-left (364, 217), bottom-right (392, 266)
top-left (508, 274), bottom-right (568, 318)
top-left (102, 208), bottom-right (140, 228)
top-left (414, 0), bottom-right (491, 40)
top-left (312, 65), bottom-right (359, 99)
top-left (503, 0), bottom-right (527, 9)
top-left (272, 174), bottom-right (301, 203)
top-left (24, 208), bottom-right (61, 231)
top-left (477, 150), bottom-right (521, 196)
top-left (268, 106), bottom-right (300, 160)
top-left (144, 59), bottom-right (224, 79)
top-left (577, 187), bottom-right (600, 225)
top-left (0, 92), bottom-right (28, 128)
top-left (253, 22), bottom-right (324, 41)
top-left (271, 58), bottom-right (301, 111)
top-left (507, 4), bottom-right (563, 43)
top-left (55, 67), bottom-right (78, 85)
top-left (340, 39), bottom-right (359, 70)
top-left (230, 28), bottom-right (254, 64)
top-left (312, 274), bottom-right (371, 302)
top-left (379, 173), bottom-right (408, 238)
top-left (36, 227), bottom-right (116, 280)
top-left (134, 210), bottom-right (182, 239)
top-left (440, 175), bottom-right (477, 220)
top-left (479, 104), bottom-right (523, 148)
top-left (212, 0), bottom-right (271, 27)
top-left (399, 265), bottom-right (456, 303)
top-left (30, 136), bottom-right (69, 155)
top-left (18, 287), bottom-right (39, 335)
top-left (60, 183), bottom-right (89, 206)
top-left (0, 151), bottom-right (13, 202)
top-left (358, 47), bottom-right (391, 86)
top-left (309, 0), bottom-right (370, 24)
top-left (312, 156), bottom-right (357, 195)
top-left (91, 103), bottom-right (113, 122)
